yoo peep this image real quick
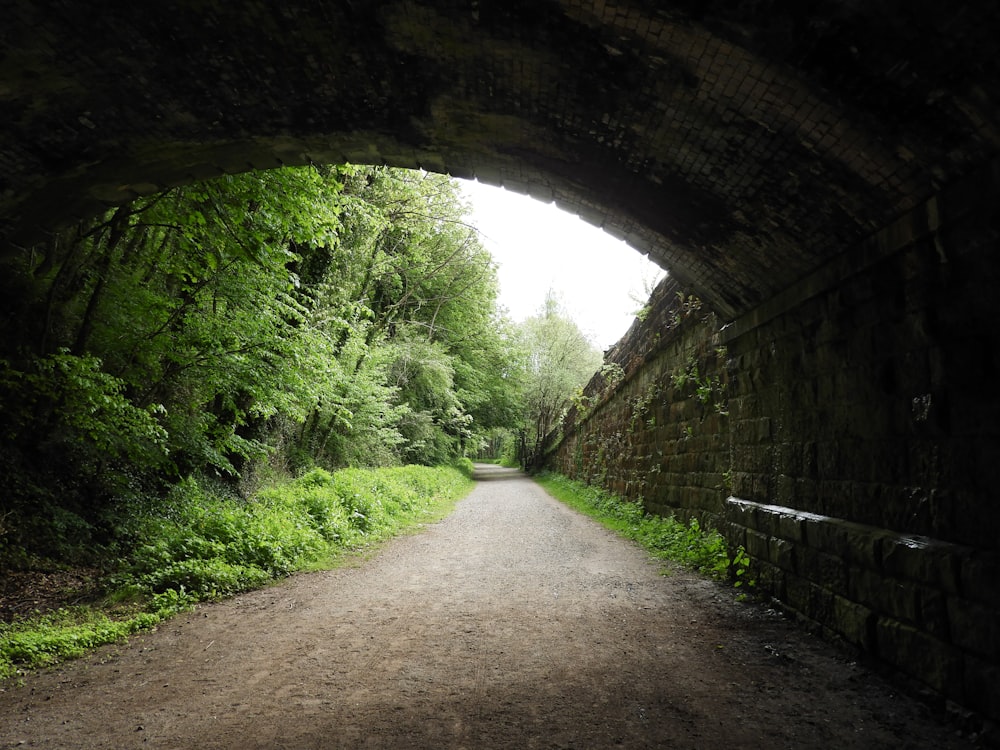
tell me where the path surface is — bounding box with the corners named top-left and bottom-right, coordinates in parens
top-left (0, 465), bottom-right (974, 749)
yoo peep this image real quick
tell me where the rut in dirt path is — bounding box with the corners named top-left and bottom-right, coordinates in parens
top-left (0, 465), bottom-right (974, 749)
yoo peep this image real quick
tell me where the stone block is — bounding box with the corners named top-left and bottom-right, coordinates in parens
top-left (789, 484), bottom-right (817, 517)
top-left (875, 617), bottom-right (964, 696)
top-left (729, 471), bottom-right (756, 498)
top-left (807, 583), bottom-right (835, 625)
top-left (769, 536), bottom-right (796, 572)
top-left (947, 596), bottom-right (998, 659)
top-left (750, 417), bottom-right (772, 443)
top-left (725, 497), bottom-right (759, 530)
top-left (774, 441), bottom-right (802, 475)
top-left (880, 534), bottom-right (963, 594)
top-left (472, 165), bottom-right (502, 186)
top-left (917, 586), bottom-right (950, 640)
top-left (960, 551), bottom-right (999, 606)
top-left (525, 182), bottom-right (554, 202)
top-left (704, 471), bottom-right (727, 492)
top-left (246, 153), bottom-right (286, 171)
top-left (725, 521), bottom-right (747, 548)
top-left (963, 654), bottom-right (1000, 719)
top-left (773, 509), bottom-right (806, 543)
top-left (798, 546), bottom-right (848, 593)
top-left (784, 572), bottom-right (811, 614)
top-left (848, 566), bottom-right (919, 623)
top-left (776, 473), bottom-right (796, 506)
top-left (745, 529), bottom-right (770, 561)
top-left (816, 440), bottom-right (840, 476)
top-left (694, 487), bottom-right (726, 512)
top-left (754, 561), bottom-right (785, 599)
top-left (441, 161), bottom-right (476, 180)
top-left (184, 163), bottom-right (226, 182)
top-left (804, 517), bottom-right (883, 569)
top-left (832, 595), bottom-right (876, 650)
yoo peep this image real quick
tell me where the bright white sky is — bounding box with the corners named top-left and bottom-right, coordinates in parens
top-left (458, 180), bottom-right (665, 350)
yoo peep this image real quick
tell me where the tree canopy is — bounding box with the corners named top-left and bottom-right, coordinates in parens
top-left (0, 164), bottom-right (615, 567)
top-left (0, 166), bottom-right (532, 562)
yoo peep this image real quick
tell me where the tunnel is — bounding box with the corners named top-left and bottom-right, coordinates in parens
top-left (1, 0), bottom-right (998, 723)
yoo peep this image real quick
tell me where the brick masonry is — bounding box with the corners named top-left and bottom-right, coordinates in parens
top-left (2, 2), bottom-right (1000, 320)
top-left (547, 162), bottom-right (1000, 723)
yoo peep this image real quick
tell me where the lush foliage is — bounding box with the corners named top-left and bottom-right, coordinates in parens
top-left (534, 471), bottom-right (751, 584)
top-left (0, 165), bottom-right (518, 566)
top-left (0, 607), bottom-right (161, 678)
top-left (128, 462), bottom-right (472, 598)
top-left (0, 462), bottom-right (473, 678)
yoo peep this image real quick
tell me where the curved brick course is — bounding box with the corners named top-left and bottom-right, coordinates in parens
top-left (2, 1), bottom-right (1000, 318)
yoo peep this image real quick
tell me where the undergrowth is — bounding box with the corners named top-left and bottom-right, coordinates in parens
top-left (534, 470), bottom-right (752, 585)
top-left (0, 460), bottom-right (474, 680)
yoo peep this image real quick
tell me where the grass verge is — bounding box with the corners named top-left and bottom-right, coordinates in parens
top-left (533, 470), bottom-right (751, 584)
top-left (1, 460), bottom-right (475, 680)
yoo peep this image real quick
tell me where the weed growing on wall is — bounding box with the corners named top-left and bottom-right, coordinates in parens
top-left (670, 292), bottom-right (704, 328)
top-left (0, 462), bottom-right (474, 679)
top-left (534, 471), bottom-right (748, 584)
top-left (628, 382), bottom-right (661, 433)
top-left (668, 350), bottom-right (729, 417)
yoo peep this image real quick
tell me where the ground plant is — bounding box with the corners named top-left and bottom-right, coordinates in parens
top-left (0, 462), bottom-right (473, 679)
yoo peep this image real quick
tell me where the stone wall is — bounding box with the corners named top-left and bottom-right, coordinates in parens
top-left (546, 163), bottom-right (1000, 724)
top-left (550, 277), bottom-right (731, 529)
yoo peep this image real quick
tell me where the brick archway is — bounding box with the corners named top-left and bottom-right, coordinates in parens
top-left (3, 2), bottom-right (999, 320)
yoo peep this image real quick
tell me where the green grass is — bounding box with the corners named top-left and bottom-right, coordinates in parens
top-left (0, 461), bottom-right (474, 680)
top-left (0, 607), bottom-right (161, 675)
top-left (533, 470), bottom-right (751, 584)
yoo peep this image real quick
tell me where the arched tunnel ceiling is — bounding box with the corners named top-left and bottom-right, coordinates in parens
top-left (2, 1), bottom-right (999, 320)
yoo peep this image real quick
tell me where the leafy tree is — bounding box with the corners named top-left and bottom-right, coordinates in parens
top-left (0, 163), bottom-right (529, 565)
top-left (1, 168), bottom-right (357, 559)
top-left (517, 291), bottom-right (604, 467)
top-left (316, 167), bottom-right (521, 464)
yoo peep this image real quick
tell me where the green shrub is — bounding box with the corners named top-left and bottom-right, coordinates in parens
top-left (454, 457), bottom-right (475, 478)
top-left (1, 462), bottom-right (475, 680)
top-left (0, 607), bottom-right (162, 680)
top-left (147, 463), bottom-right (474, 586)
top-left (141, 558), bottom-right (272, 598)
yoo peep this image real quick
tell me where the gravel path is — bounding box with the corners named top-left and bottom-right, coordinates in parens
top-left (0, 465), bottom-right (974, 748)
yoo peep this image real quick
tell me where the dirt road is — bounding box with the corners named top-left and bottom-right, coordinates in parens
top-left (0, 465), bottom-right (974, 748)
